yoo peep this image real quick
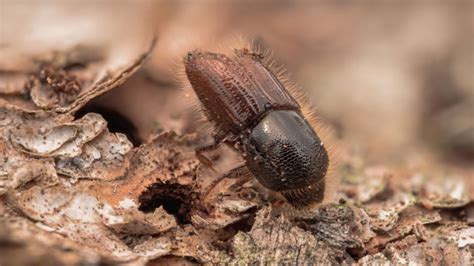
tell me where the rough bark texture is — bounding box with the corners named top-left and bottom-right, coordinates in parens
top-left (0, 39), bottom-right (472, 265)
top-left (1, 2), bottom-right (474, 263)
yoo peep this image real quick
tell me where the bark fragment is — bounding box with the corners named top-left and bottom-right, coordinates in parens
top-left (0, 38), bottom-right (472, 265)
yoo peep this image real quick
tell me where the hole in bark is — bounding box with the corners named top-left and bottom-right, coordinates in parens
top-left (138, 182), bottom-right (196, 224)
top-left (212, 213), bottom-right (256, 252)
top-left (222, 213), bottom-right (255, 235)
top-left (150, 255), bottom-right (200, 265)
top-left (74, 104), bottom-right (141, 147)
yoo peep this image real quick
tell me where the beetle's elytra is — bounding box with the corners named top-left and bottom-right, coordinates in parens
top-left (184, 48), bottom-right (330, 208)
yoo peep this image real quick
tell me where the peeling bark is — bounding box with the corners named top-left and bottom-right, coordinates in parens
top-left (0, 38), bottom-right (472, 266)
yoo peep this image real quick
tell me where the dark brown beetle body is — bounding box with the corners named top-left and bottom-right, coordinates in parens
top-left (184, 49), bottom-right (329, 207)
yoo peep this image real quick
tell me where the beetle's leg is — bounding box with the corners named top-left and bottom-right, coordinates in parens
top-left (195, 141), bottom-right (220, 172)
top-left (195, 130), bottom-right (230, 172)
top-left (202, 164), bottom-right (252, 199)
top-left (229, 167), bottom-right (254, 190)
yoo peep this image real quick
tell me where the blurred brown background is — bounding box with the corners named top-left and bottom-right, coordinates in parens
top-left (1, 0), bottom-right (473, 166)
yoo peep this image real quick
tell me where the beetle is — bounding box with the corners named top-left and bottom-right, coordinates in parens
top-left (183, 48), bottom-right (331, 208)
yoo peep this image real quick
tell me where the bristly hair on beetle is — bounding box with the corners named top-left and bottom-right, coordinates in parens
top-left (179, 38), bottom-right (338, 209)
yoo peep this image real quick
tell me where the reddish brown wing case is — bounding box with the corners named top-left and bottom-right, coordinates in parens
top-left (184, 49), bottom-right (299, 137)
